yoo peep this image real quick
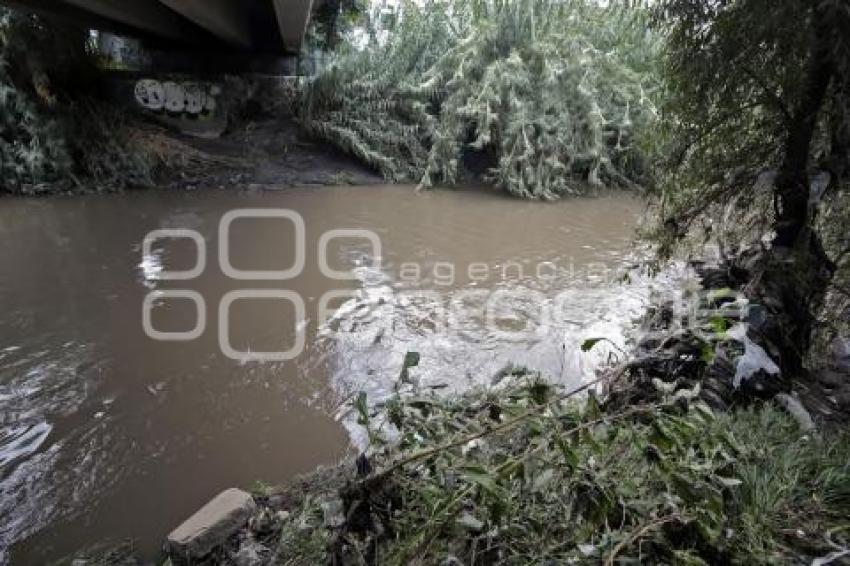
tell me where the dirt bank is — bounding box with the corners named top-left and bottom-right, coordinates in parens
top-left (154, 115), bottom-right (383, 192)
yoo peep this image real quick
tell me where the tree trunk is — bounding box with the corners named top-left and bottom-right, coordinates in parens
top-left (768, 1), bottom-right (836, 376)
top-left (773, 3), bottom-right (833, 247)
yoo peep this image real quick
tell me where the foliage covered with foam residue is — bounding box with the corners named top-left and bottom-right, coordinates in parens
top-left (298, 0), bottom-right (661, 199)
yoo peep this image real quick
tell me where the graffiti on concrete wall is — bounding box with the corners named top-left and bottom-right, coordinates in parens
top-left (134, 79), bottom-right (222, 117)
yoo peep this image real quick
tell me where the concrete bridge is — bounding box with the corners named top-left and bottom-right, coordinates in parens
top-left (0, 0), bottom-right (321, 54)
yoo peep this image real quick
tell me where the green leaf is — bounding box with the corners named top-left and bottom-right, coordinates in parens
top-left (700, 343), bottom-right (716, 364)
top-left (709, 316), bottom-right (730, 335)
top-left (555, 436), bottom-right (580, 469)
top-left (714, 476), bottom-right (742, 488)
top-left (462, 467), bottom-right (501, 497)
top-left (529, 380), bottom-right (550, 405)
top-left (354, 391), bottom-right (369, 425)
top-left (399, 350), bottom-right (421, 383)
top-left (403, 350), bottom-right (421, 368)
top-left (581, 338), bottom-right (604, 352)
top-left (585, 393), bottom-right (602, 421)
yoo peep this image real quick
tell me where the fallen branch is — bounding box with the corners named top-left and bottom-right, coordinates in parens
top-left (366, 367), bottom-right (632, 482)
top-left (604, 513), bottom-right (683, 566)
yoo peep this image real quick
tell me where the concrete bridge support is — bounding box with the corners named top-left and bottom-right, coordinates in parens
top-left (0, 0), bottom-right (321, 55)
top-left (61, 0), bottom-right (202, 42)
top-left (273, 0), bottom-right (314, 53)
top-left (157, 0), bottom-right (253, 49)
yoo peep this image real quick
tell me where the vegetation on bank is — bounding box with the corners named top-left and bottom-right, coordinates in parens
top-left (650, 0), bottom-right (850, 253)
top-left (645, 0), bottom-right (850, 364)
top-left (0, 10), bottom-right (246, 195)
top-left (297, 0), bottom-right (661, 199)
top-left (248, 373), bottom-right (849, 565)
top-left (0, 10), bottom-right (160, 194)
top-left (258, 242), bottom-right (850, 566)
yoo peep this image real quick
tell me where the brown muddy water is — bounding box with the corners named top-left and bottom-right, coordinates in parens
top-left (0, 185), bottom-right (655, 564)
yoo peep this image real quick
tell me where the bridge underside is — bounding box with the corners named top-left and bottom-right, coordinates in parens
top-left (0, 0), bottom-right (319, 54)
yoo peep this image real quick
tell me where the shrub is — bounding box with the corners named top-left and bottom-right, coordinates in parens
top-left (271, 375), bottom-right (850, 564)
top-left (0, 9), bottom-right (155, 194)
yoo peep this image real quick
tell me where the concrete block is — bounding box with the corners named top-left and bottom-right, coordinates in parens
top-left (166, 488), bottom-right (257, 560)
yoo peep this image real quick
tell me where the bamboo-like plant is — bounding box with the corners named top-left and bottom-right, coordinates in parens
top-left (298, 0), bottom-right (661, 199)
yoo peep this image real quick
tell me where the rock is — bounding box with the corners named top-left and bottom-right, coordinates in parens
top-left (166, 488), bottom-right (257, 561)
top-left (744, 304), bottom-right (768, 330)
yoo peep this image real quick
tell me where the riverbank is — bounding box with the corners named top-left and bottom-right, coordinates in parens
top-left (150, 117), bottom-right (383, 194)
top-left (229, 395), bottom-right (850, 565)
top-left (79, 377), bottom-right (850, 566)
top-left (68, 252), bottom-right (850, 566)
top-left (232, 246), bottom-right (845, 565)
top-left (1, 4), bottom-right (384, 198)
top-left (1, 113), bottom-right (383, 197)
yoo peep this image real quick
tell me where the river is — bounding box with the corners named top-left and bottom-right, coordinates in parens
top-left (0, 185), bottom-right (654, 563)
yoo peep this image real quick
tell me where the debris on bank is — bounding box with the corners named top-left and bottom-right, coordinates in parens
top-left (607, 249), bottom-right (850, 423)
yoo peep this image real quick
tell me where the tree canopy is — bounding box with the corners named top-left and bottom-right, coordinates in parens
top-left (652, 0), bottom-right (850, 251)
top-left (651, 0), bottom-right (850, 368)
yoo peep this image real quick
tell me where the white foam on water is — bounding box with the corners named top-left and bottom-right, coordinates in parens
top-left (319, 259), bottom-right (693, 451)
